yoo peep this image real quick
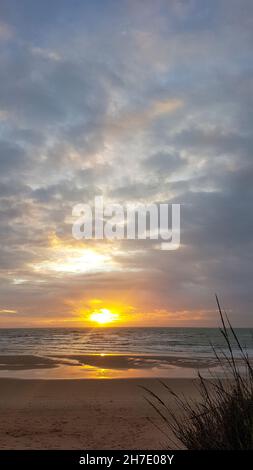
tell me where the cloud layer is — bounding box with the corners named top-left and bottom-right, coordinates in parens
top-left (0, 0), bottom-right (253, 326)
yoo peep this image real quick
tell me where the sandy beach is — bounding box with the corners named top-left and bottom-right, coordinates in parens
top-left (0, 377), bottom-right (200, 449)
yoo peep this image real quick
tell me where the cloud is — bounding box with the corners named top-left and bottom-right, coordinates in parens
top-left (0, 140), bottom-right (27, 175)
top-left (144, 152), bottom-right (186, 175)
top-left (0, 308), bottom-right (17, 314)
top-left (31, 47), bottom-right (61, 62)
top-left (105, 98), bottom-right (183, 138)
top-left (0, 0), bottom-right (252, 326)
top-left (0, 21), bottom-right (13, 41)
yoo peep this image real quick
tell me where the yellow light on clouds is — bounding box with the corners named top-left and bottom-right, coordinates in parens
top-left (31, 234), bottom-right (118, 275)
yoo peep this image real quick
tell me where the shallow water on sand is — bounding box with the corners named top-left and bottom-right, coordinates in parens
top-left (0, 327), bottom-right (252, 379)
top-left (0, 353), bottom-right (247, 380)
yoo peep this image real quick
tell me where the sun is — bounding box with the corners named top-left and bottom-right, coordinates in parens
top-left (89, 308), bottom-right (119, 325)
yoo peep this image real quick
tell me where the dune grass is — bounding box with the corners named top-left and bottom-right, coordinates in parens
top-left (144, 296), bottom-right (253, 449)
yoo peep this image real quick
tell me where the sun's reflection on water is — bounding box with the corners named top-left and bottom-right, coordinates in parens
top-left (0, 352), bottom-right (220, 380)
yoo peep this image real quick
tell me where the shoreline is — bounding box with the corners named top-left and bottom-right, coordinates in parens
top-left (0, 353), bottom-right (221, 380)
top-left (0, 352), bottom-right (220, 370)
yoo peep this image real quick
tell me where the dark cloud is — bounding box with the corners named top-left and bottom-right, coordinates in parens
top-left (0, 140), bottom-right (27, 174)
top-left (144, 152), bottom-right (186, 175)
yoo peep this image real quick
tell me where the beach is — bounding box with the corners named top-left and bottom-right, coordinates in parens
top-left (0, 328), bottom-right (248, 450)
top-left (0, 377), bottom-right (199, 450)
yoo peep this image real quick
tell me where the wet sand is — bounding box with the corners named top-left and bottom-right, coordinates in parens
top-left (0, 377), bottom-right (200, 449)
top-left (0, 353), bottom-right (218, 373)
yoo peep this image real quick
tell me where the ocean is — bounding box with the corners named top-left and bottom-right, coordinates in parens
top-left (0, 327), bottom-right (252, 357)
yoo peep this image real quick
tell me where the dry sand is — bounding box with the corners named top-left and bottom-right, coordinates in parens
top-left (0, 378), bottom-right (200, 449)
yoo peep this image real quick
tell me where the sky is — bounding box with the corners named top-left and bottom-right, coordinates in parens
top-left (0, 0), bottom-right (253, 327)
